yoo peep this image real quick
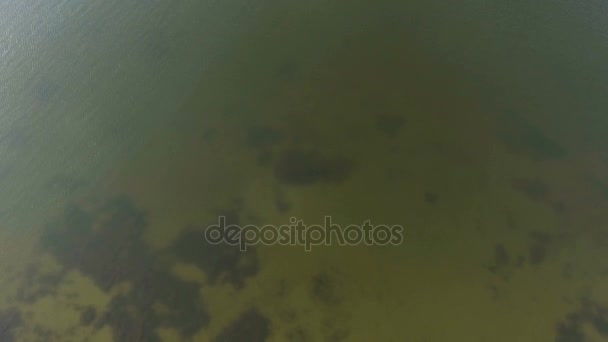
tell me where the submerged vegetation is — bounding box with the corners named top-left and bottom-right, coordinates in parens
top-left (40, 196), bottom-right (211, 340)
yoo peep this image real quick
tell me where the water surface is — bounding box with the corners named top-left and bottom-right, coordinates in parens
top-left (1, 1), bottom-right (608, 341)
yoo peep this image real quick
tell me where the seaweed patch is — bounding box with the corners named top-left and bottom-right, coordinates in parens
top-left (172, 228), bottom-right (259, 290)
top-left (39, 196), bottom-right (210, 340)
top-left (15, 264), bottom-right (64, 304)
top-left (171, 200), bottom-right (259, 289)
top-left (556, 298), bottom-right (608, 342)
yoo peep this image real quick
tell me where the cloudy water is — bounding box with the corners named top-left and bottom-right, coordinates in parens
top-left (1, 1), bottom-right (608, 341)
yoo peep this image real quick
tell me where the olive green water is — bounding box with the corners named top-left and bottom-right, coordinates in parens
top-left (2, 1), bottom-right (608, 341)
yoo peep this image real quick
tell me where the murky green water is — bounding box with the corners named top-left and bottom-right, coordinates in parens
top-left (2, 1), bottom-right (608, 341)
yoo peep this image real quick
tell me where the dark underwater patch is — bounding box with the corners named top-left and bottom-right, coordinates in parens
top-left (32, 325), bottom-right (58, 341)
top-left (274, 188), bottom-right (291, 213)
top-left (486, 232), bottom-right (553, 278)
top-left (246, 125), bottom-right (283, 148)
top-left (214, 308), bottom-right (271, 342)
top-left (556, 298), bottom-right (608, 342)
top-left (16, 264), bottom-right (64, 304)
top-left (40, 196), bottom-right (210, 340)
top-left (41, 197), bottom-right (151, 291)
top-left (487, 243), bottom-right (510, 274)
top-left (512, 178), bottom-right (550, 202)
top-left (172, 228), bottom-right (259, 290)
top-left (274, 149), bottom-right (355, 185)
top-left (79, 306), bottom-right (97, 326)
top-left (511, 178), bottom-right (564, 214)
top-left (245, 125), bottom-right (283, 166)
top-left (170, 199), bottom-right (259, 289)
top-left (424, 191), bottom-right (438, 205)
top-left (498, 114), bottom-right (567, 161)
top-left (528, 231), bottom-right (551, 265)
top-left (375, 113), bottom-right (405, 137)
top-left (0, 307), bottom-right (22, 342)
top-left (311, 272), bottom-right (342, 305)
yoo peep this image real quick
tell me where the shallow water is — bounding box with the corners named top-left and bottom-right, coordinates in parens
top-left (2, 1), bottom-right (608, 341)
